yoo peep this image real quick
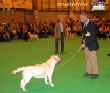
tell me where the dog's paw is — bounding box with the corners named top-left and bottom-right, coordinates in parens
top-left (23, 88), bottom-right (27, 92)
top-left (50, 84), bottom-right (54, 87)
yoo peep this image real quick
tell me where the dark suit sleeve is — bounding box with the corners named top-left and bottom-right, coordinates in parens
top-left (90, 22), bottom-right (97, 39)
top-left (81, 23), bottom-right (85, 44)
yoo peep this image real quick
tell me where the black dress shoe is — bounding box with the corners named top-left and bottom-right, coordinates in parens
top-left (84, 72), bottom-right (91, 77)
top-left (91, 74), bottom-right (99, 79)
top-left (107, 53), bottom-right (110, 56)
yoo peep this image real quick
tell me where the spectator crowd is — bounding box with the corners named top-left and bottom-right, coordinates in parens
top-left (0, 18), bottom-right (110, 42)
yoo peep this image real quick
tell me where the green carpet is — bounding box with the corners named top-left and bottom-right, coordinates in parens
top-left (0, 37), bottom-right (110, 93)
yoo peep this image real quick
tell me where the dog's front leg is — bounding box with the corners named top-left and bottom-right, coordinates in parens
top-left (20, 79), bottom-right (27, 91)
top-left (44, 77), bottom-right (49, 85)
top-left (48, 75), bottom-right (54, 87)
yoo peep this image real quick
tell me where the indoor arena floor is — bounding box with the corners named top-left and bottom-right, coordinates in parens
top-left (0, 37), bottom-right (110, 93)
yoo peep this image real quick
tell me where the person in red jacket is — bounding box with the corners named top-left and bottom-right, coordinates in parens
top-left (23, 23), bottom-right (29, 41)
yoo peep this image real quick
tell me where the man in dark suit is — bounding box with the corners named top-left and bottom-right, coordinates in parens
top-left (80, 12), bottom-right (99, 79)
top-left (54, 19), bottom-right (65, 54)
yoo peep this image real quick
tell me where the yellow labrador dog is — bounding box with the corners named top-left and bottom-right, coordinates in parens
top-left (12, 55), bottom-right (60, 91)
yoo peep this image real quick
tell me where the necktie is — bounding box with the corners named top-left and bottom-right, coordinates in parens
top-left (83, 23), bottom-right (86, 29)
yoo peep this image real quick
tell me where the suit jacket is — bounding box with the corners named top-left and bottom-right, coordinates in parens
top-left (81, 21), bottom-right (99, 51)
top-left (54, 22), bottom-right (65, 39)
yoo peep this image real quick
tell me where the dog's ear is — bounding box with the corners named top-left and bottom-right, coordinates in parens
top-left (54, 55), bottom-right (59, 60)
top-left (55, 55), bottom-right (60, 58)
top-left (54, 55), bottom-right (59, 57)
top-left (50, 55), bottom-right (60, 60)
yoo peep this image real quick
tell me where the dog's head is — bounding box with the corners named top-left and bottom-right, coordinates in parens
top-left (50, 55), bottom-right (61, 64)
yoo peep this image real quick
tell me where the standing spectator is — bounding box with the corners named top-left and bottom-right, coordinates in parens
top-left (0, 24), bottom-right (3, 41)
top-left (54, 19), bottom-right (65, 54)
top-left (23, 23), bottom-right (29, 41)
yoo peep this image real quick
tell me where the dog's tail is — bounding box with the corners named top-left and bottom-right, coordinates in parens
top-left (11, 67), bottom-right (25, 74)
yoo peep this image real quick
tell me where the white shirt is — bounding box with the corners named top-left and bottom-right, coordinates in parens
top-left (85, 19), bottom-right (89, 27)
